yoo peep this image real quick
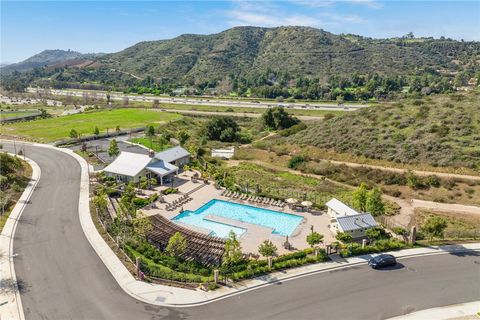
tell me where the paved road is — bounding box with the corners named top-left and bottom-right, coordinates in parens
top-left (2, 142), bottom-right (480, 320)
top-left (27, 88), bottom-right (368, 112)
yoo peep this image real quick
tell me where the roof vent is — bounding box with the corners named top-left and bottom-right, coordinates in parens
top-left (148, 149), bottom-right (155, 158)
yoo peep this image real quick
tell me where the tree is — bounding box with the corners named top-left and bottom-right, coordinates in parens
top-left (204, 117), bottom-right (239, 142)
top-left (108, 139), bottom-right (120, 157)
top-left (365, 226), bottom-right (390, 242)
top-left (166, 232), bottom-right (187, 257)
top-left (306, 231), bottom-right (324, 248)
top-left (422, 216), bottom-right (448, 242)
top-left (258, 240), bottom-right (277, 257)
top-left (352, 183), bottom-right (368, 212)
top-left (115, 125), bottom-right (121, 133)
top-left (70, 129), bottom-right (78, 139)
top-left (223, 230), bottom-right (242, 265)
top-left (366, 187), bottom-right (384, 216)
top-left (262, 107), bottom-right (299, 130)
top-left (336, 232), bottom-right (353, 243)
top-left (94, 126), bottom-right (100, 135)
top-left (145, 125), bottom-right (155, 137)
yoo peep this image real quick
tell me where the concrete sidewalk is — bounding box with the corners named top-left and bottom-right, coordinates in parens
top-left (0, 155), bottom-right (40, 320)
top-left (388, 301), bottom-right (480, 320)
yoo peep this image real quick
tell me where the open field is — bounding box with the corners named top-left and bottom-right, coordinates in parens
top-left (414, 209), bottom-right (480, 240)
top-left (1, 108), bottom-right (181, 142)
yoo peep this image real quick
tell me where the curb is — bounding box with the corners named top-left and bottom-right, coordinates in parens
top-left (0, 154), bottom-right (40, 320)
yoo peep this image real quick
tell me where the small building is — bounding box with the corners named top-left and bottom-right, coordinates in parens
top-left (211, 147), bottom-right (235, 159)
top-left (331, 213), bottom-right (378, 239)
top-left (103, 146), bottom-right (190, 184)
top-left (325, 198), bottom-right (360, 218)
top-left (326, 198), bottom-right (378, 238)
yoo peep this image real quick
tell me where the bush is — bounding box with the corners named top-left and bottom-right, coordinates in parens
top-left (339, 239), bottom-right (407, 258)
top-left (278, 122), bottom-right (307, 137)
top-left (162, 188), bottom-right (178, 195)
top-left (392, 227), bottom-right (408, 236)
top-left (336, 232), bottom-right (353, 243)
top-left (288, 155), bottom-right (306, 169)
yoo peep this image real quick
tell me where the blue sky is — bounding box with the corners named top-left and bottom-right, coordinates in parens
top-left (1, 0), bottom-right (479, 63)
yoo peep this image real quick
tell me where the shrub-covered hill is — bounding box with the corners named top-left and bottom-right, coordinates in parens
top-left (289, 93), bottom-right (480, 170)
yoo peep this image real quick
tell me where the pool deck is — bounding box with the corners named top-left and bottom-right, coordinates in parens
top-left (141, 171), bottom-right (335, 255)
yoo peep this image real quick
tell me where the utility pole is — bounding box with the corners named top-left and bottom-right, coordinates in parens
top-left (13, 140), bottom-right (17, 155)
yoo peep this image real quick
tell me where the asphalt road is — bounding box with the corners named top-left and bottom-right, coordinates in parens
top-left (2, 142), bottom-right (480, 320)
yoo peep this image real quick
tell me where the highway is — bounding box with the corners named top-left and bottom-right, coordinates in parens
top-left (2, 141), bottom-right (479, 320)
top-left (27, 87), bottom-right (368, 112)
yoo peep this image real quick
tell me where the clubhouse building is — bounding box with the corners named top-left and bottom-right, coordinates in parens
top-left (103, 146), bottom-right (190, 184)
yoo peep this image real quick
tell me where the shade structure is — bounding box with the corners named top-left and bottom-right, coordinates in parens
top-left (286, 198), bottom-right (298, 204)
top-left (301, 201), bottom-right (313, 207)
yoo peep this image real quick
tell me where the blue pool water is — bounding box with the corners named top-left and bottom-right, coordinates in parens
top-left (172, 199), bottom-right (303, 238)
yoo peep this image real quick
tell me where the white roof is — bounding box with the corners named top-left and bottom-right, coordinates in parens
top-left (325, 198), bottom-right (360, 216)
top-left (103, 152), bottom-right (152, 177)
top-left (155, 146), bottom-right (190, 163)
top-left (146, 160), bottom-right (178, 176)
top-left (337, 213), bottom-right (378, 232)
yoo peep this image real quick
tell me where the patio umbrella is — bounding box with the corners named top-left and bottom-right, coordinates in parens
top-left (286, 198), bottom-right (298, 204)
top-left (301, 201), bottom-right (313, 207)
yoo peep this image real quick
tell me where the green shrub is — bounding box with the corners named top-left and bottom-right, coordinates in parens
top-left (162, 188), bottom-right (178, 195)
top-left (288, 155), bottom-right (306, 169)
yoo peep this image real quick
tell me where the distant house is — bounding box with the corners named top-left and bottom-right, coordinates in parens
top-left (103, 146), bottom-right (190, 184)
top-left (326, 198), bottom-right (378, 238)
top-left (211, 147), bottom-right (235, 159)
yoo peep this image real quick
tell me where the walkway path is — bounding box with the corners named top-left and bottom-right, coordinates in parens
top-left (318, 158), bottom-right (480, 181)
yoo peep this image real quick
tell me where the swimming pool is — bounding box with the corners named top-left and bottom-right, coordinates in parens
top-left (172, 199), bottom-right (303, 238)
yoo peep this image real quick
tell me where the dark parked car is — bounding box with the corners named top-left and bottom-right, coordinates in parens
top-left (368, 254), bottom-right (397, 269)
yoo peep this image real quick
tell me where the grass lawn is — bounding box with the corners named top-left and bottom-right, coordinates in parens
top-left (1, 108), bottom-right (182, 142)
top-left (129, 137), bottom-right (172, 152)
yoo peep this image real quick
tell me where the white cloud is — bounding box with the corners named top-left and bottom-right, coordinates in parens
top-left (225, 2), bottom-right (366, 29)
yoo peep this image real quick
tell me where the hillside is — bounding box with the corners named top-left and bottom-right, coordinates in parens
top-left (99, 26), bottom-right (479, 83)
top-left (288, 92), bottom-right (480, 170)
top-left (0, 49), bottom-right (102, 74)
